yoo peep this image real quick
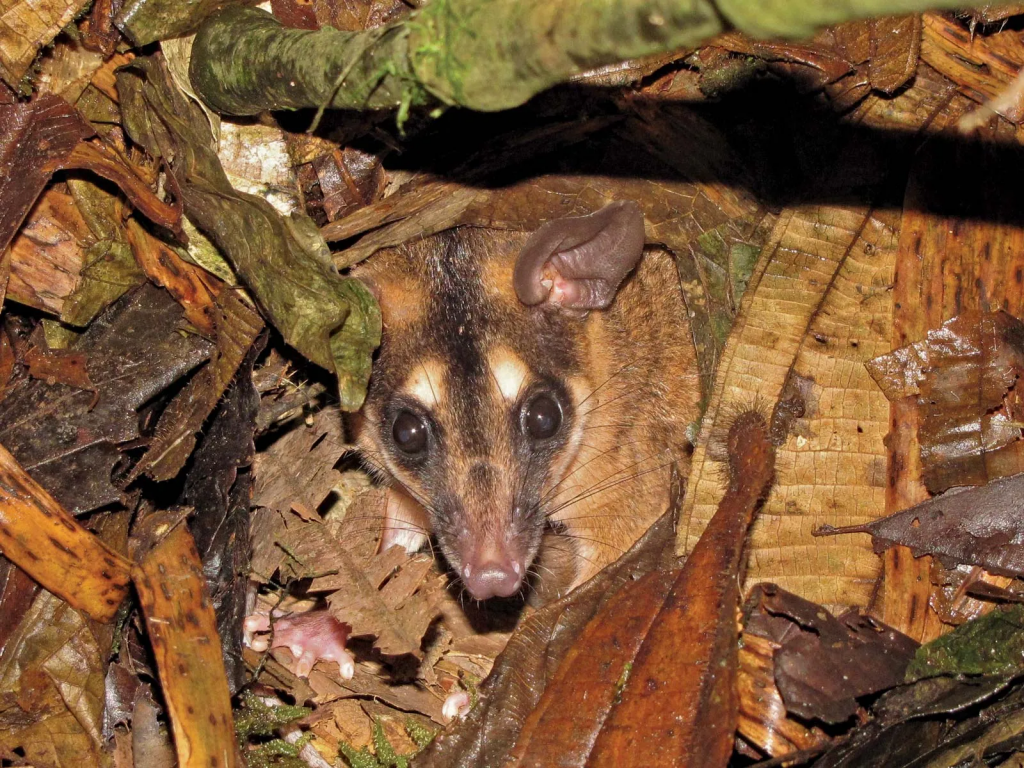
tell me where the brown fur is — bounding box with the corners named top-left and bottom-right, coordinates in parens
top-left (351, 225), bottom-right (699, 594)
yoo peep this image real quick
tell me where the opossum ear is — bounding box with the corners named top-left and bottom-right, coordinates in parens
top-left (513, 201), bottom-right (646, 311)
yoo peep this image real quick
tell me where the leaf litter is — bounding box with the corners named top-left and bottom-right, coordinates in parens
top-left (6, 2), bottom-right (1024, 767)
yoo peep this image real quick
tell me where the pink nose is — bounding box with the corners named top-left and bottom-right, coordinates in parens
top-left (460, 546), bottom-right (524, 600)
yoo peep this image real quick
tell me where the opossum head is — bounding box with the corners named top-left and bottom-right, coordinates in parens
top-left (352, 203), bottom-right (646, 600)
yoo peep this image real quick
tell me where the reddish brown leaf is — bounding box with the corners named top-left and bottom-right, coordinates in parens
top-left (0, 95), bottom-right (94, 254)
top-left (132, 524), bottom-right (240, 768)
top-left (124, 217), bottom-right (219, 336)
top-left (504, 412), bottom-right (775, 768)
top-left (0, 324), bottom-right (12, 405)
top-left (0, 559), bottom-right (39, 656)
top-left (744, 585), bottom-right (918, 725)
top-left (314, 147), bottom-right (386, 222)
top-left (24, 344), bottom-right (96, 395)
top-left (311, 0), bottom-right (410, 31)
top-left (416, 513), bottom-right (679, 768)
top-left (64, 140), bottom-right (183, 236)
top-left (271, 0), bottom-right (320, 29)
top-left (79, 0), bottom-right (123, 55)
top-left (714, 31), bottom-right (853, 86)
top-left (0, 442), bottom-right (131, 623)
top-left (0, 224), bottom-right (8, 307)
top-left (869, 16), bottom-right (921, 94)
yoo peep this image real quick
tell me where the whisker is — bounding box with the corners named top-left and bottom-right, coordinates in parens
top-left (576, 362), bottom-right (635, 411)
top-left (542, 455), bottom-right (677, 519)
top-left (537, 438), bottom-right (648, 507)
top-left (578, 387), bottom-right (635, 420)
top-left (539, 439), bottom-right (655, 508)
top-left (551, 531), bottom-right (628, 555)
top-left (579, 422), bottom-right (635, 431)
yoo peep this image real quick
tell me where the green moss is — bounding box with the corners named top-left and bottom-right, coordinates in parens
top-left (404, 718), bottom-right (437, 750)
top-left (906, 605), bottom-right (1024, 681)
top-left (235, 691), bottom-right (311, 741)
top-left (235, 691), bottom-right (312, 768)
top-left (338, 717), bottom-right (437, 768)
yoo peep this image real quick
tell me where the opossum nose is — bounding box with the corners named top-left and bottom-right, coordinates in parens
top-left (460, 546), bottom-right (524, 600)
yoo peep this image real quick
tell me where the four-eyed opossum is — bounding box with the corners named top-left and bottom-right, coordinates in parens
top-left (246, 202), bottom-right (699, 682)
top-left (353, 201), bottom-right (699, 600)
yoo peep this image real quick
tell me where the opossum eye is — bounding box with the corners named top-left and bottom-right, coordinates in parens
top-left (523, 394), bottom-right (562, 441)
top-left (392, 410), bottom-right (429, 455)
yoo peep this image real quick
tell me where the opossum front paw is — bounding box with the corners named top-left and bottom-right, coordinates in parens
top-left (244, 610), bottom-right (354, 680)
top-left (441, 690), bottom-right (472, 722)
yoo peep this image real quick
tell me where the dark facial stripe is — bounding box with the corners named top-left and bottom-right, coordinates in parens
top-left (427, 233), bottom-right (490, 454)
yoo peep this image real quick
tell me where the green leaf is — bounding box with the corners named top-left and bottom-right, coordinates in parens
top-left (117, 54), bottom-right (380, 410)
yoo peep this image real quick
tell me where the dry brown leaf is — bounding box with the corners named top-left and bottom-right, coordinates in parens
top-left (868, 16), bottom-right (921, 94)
top-left (0, 95), bottom-right (94, 255)
top-left (882, 115), bottom-right (1024, 642)
top-left (820, 472), bottom-right (1024, 579)
top-left (133, 523), bottom-right (240, 768)
top-left (129, 288), bottom-right (263, 482)
top-left (313, 147), bottom-right (386, 222)
top-left (678, 65), bottom-right (961, 614)
top-left (0, 591), bottom-right (107, 765)
top-left (311, 0), bottom-right (409, 31)
top-left (962, 5), bottom-right (1024, 23)
top-left (737, 632), bottom-right (832, 758)
top-left (867, 312), bottom-right (1024, 492)
top-left (253, 407), bottom-right (348, 520)
top-left (0, 0), bottom-right (92, 85)
top-left (124, 216), bottom-right (220, 336)
top-left (88, 51), bottom-right (133, 103)
top-left (250, 499), bottom-right (437, 658)
top-left (745, 585), bottom-right (917, 725)
top-left (6, 188), bottom-right (88, 315)
top-left (0, 326), bottom-right (13, 403)
top-left (64, 140), bottom-right (183, 235)
top-left (307, 664), bottom-right (447, 723)
top-left (24, 342), bottom-right (96, 397)
top-left (0, 442), bottom-right (132, 622)
top-left (34, 32), bottom-right (105, 102)
top-left (679, 204), bottom-right (897, 611)
top-left (79, 0), bottom-right (121, 56)
top-left (921, 12), bottom-right (1024, 112)
top-left (0, 238), bottom-right (8, 308)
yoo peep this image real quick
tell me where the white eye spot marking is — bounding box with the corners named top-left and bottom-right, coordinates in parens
top-left (488, 348), bottom-right (531, 402)
top-left (400, 359), bottom-right (446, 407)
